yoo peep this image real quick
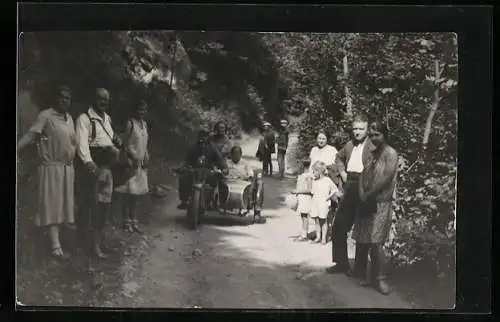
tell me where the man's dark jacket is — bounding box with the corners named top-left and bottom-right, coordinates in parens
top-left (329, 138), bottom-right (375, 190)
top-left (185, 140), bottom-right (228, 170)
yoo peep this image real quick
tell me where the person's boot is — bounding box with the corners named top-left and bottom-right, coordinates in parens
top-left (131, 219), bottom-right (143, 234)
top-left (123, 219), bottom-right (132, 233)
top-left (366, 244), bottom-right (390, 294)
top-left (253, 210), bottom-right (262, 224)
top-left (94, 243), bottom-right (108, 259)
top-left (100, 231), bottom-right (117, 254)
top-left (100, 243), bottom-right (116, 254)
top-left (348, 243), bottom-right (369, 282)
top-left (177, 201), bottom-right (188, 210)
top-left (376, 279), bottom-right (390, 295)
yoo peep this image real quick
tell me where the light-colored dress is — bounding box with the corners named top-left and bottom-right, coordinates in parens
top-left (29, 108), bottom-right (76, 226)
top-left (295, 171), bottom-right (312, 215)
top-left (115, 118), bottom-right (149, 195)
top-left (310, 176), bottom-right (338, 219)
top-left (309, 145), bottom-right (338, 172)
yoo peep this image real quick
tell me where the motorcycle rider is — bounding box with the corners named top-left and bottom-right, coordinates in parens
top-left (211, 121), bottom-right (232, 158)
top-left (177, 126), bottom-right (228, 210)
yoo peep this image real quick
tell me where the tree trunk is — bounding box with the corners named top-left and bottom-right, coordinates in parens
top-left (343, 53), bottom-right (353, 117)
top-left (386, 105), bottom-right (391, 131)
top-left (422, 59), bottom-right (442, 148)
top-left (169, 34), bottom-right (178, 89)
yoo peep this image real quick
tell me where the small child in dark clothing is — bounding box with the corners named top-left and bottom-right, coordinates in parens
top-left (96, 167), bottom-right (113, 204)
top-left (88, 146), bottom-right (117, 258)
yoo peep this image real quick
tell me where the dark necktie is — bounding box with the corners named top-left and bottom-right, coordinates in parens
top-left (353, 140), bottom-right (363, 147)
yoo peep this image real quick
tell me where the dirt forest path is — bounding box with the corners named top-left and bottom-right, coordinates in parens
top-left (106, 133), bottom-right (413, 309)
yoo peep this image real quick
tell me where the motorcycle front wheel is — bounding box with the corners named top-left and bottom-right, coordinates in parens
top-left (187, 188), bottom-right (203, 230)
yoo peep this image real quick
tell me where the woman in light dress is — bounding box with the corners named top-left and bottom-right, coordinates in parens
top-left (310, 161), bottom-right (341, 244)
top-left (309, 131), bottom-right (338, 174)
top-left (17, 85), bottom-right (76, 260)
top-left (115, 100), bottom-right (150, 234)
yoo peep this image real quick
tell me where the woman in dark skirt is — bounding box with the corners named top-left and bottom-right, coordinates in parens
top-left (352, 121), bottom-right (399, 295)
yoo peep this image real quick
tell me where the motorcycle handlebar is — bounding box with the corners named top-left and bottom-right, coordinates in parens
top-left (173, 166), bottom-right (225, 175)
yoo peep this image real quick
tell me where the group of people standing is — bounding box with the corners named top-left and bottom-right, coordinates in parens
top-left (17, 85), bottom-right (397, 296)
top-left (18, 86), bottom-right (151, 260)
top-left (256, 119), bottom-right (290, 179)
top-left (292, 114), bottom-right (399, 295)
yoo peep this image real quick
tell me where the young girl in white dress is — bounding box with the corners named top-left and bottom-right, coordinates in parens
top-left (292, 159), bottom-right (313, 241)
top-left (310, 161), bottom-right (341, 244)
top-left (115, 100), bottom-right (150, 234)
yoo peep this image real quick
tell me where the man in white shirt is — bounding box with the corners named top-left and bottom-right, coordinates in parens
top-left (75, 88), bottom-right (121, 259)
top-left (327, 114), bottom-right (375, 276)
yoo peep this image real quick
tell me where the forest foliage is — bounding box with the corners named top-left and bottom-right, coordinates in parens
top-left (18, 31), bottom-right (457, 276)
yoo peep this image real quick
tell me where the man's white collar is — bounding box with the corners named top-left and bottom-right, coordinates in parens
top-left (88, 106), bottom-right (109, 121)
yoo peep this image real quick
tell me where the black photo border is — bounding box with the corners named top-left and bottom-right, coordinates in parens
top-left (6, 2), bottom-right (494, 321)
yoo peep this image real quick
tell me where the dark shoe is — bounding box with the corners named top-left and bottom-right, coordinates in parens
top-left (100, 243), bottom-right (117, 254)
top-left (326, 265), bottom-right (348, 274)
top-left (376, 280), bottom-right (390, 295)
top-left (132, 223), bottom-right (143, 234)
top-left (177, 203), bottom-right (188, 210)
top-left (359, 279), bottom-right (374, 287)
top-left (96, 252), bottom-right (108, 259)
top-left (124, 223), bottom-right (134, 233)
top-left (347, 270), bottom-right (366, 283)
top-left (253, 213), bottom-right (262, 224)
top-left (94, 245), bottom-right (108, 259)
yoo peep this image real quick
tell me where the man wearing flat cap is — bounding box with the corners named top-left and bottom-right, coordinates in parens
top-left (276, 119), bottom-right (289, 179)
top-left (256, 121), bottom-right (275, 176)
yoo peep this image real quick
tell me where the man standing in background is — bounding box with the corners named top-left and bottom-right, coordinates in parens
top-left (257, 122), bottom-right (275, 176)
top-left (276, 119), bottom-right (289, 179)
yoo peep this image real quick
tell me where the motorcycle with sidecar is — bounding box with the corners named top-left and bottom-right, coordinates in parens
top-left (174, 155), bottom-right (264, 230)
